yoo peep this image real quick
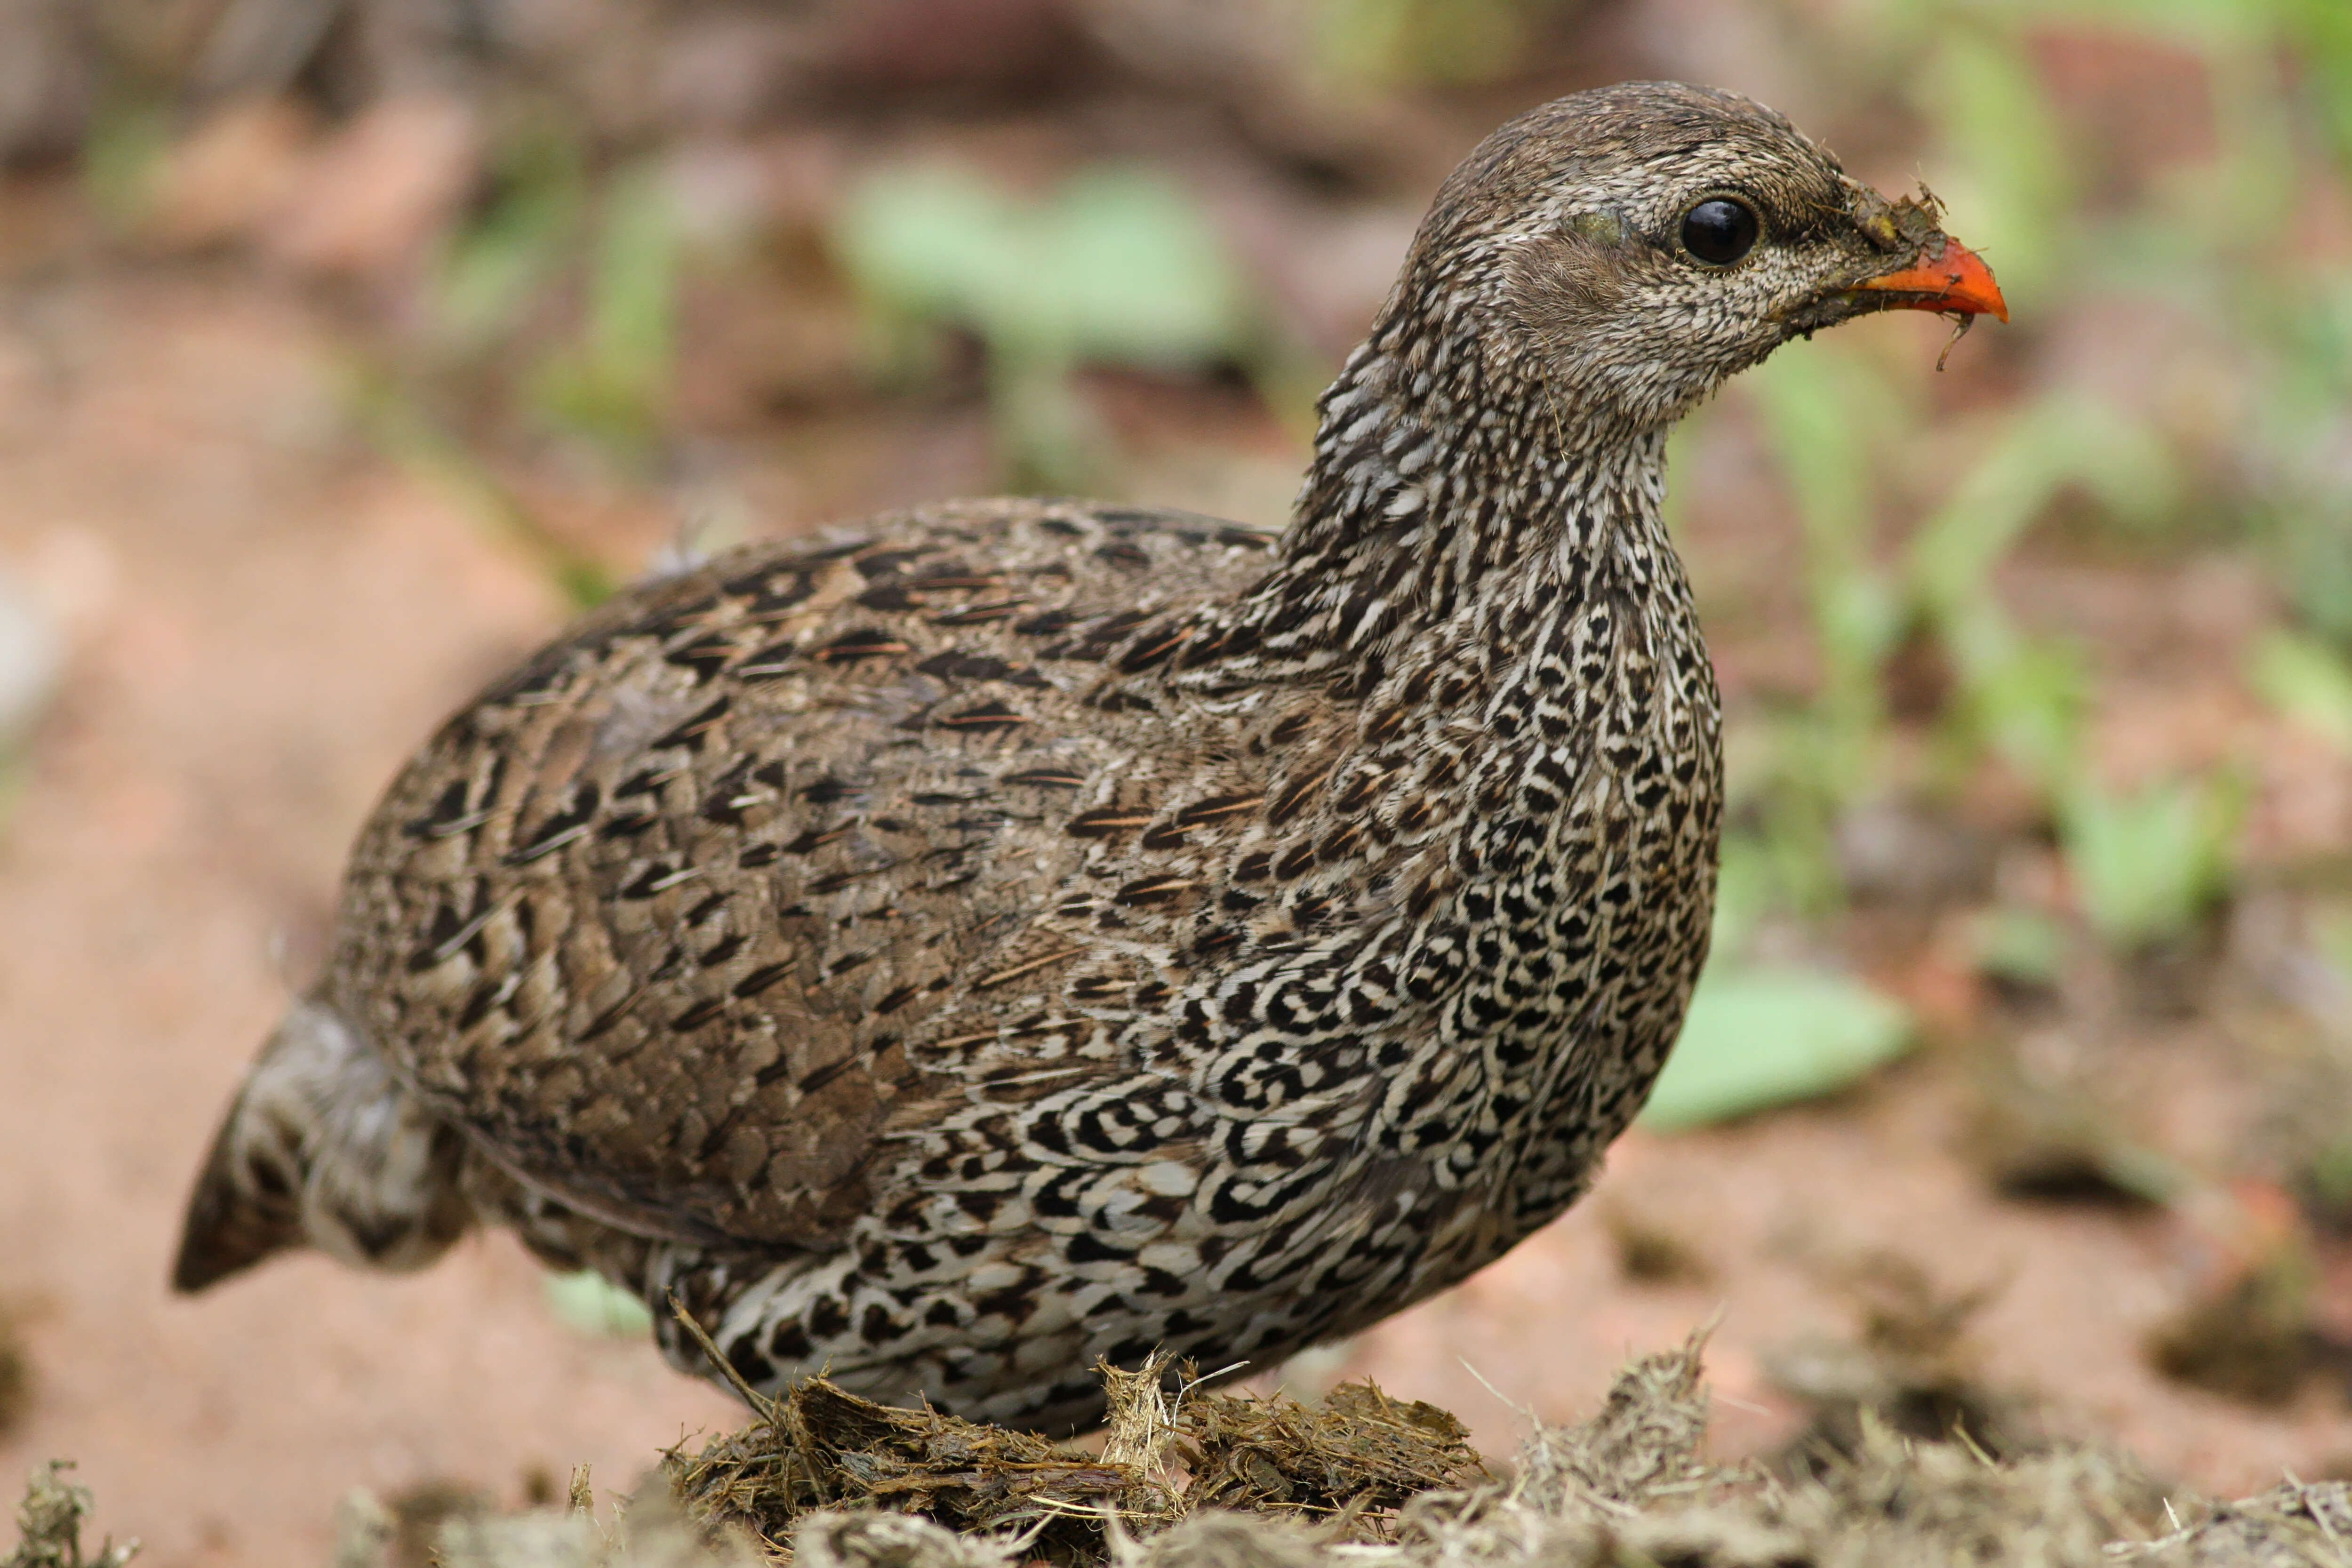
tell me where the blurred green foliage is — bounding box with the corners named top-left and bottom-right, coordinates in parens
top-left (433, 126), bottom-right (681, 460)
top-left (1641, 964), bottom-right (1914, 1130)
top-left (2059, 772), bottom-right (2246, 953)
top-left (833, 162), bottom-right (1259, 488)
top-left (329, 120), bottom-right (675, 604)
top-left (1970, 905), bottom-right (2069, 988)
top-left (435, 124), bottom-right (592, 356)
top-left (354, 363), bottom-right (621, 610)
top-left (1315, 0), bottom-right (1551, 88)
top-left (79, 94), bottom-right (173, 232)
top-left (2316, 903), bottom-right (2352, 985)
top-left (528, 161), bottom-right (682, 456)
top-left (2248, 631), bottom-right (2352, 753)
top-left (543, 1269), bottom-right (655, 1339)
top-left (1657, 0), bottom-right (2352, 1113)
top-left (1704, 0), bottom-right (2352, 971)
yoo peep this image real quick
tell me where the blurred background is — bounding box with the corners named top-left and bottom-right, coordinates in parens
top-left (1, 0), bottom-right (2350, 1561)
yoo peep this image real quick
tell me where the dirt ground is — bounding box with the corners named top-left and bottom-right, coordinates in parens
top-left (1, 204), bottom-right (2349, 1568)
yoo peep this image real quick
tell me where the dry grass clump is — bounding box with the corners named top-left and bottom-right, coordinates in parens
top-left (1176, 1380), bottom-right (1491, 1520)
top-left (665, 1332), bottom-right (1490, 1561)
top-left (668, 1371), bottom-right (1162, 1561)
top-left (2, 1462), bottom-right (136, 1568)
top-left (2126, 1477), bottom-right (2352, 1566)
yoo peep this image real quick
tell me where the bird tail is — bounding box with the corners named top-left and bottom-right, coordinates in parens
top-left (172, 997), bottom-right (472, 1292)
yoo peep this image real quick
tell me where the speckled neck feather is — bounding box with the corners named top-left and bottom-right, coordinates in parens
top-left (1240, 336), bottom-right (1671, 672)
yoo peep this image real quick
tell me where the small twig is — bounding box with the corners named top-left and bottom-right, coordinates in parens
top-left (1936, 312), bottom-right (1976, 372)
top-left (2285, 1470), bottom-right (2351, 1567)
top-left (1457, 1356), bottom-right (1536, 1424)
top-left (567, 1463), bottom-right (594, 1517)
top-left (1185, 1361), bottom-right (1249, 1395)
top-left (667, 1290), bottom-right (772, 1412)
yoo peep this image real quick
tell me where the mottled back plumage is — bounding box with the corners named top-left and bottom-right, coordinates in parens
top-left (176, 83), bottom-right (2004, 1433)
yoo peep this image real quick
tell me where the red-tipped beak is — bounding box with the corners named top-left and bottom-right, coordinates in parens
top-left (1853, 237), bottom-right (2009, 322)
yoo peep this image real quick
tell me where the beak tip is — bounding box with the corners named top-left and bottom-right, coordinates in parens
top-left (1855, 235), bottom-right (2009, 324)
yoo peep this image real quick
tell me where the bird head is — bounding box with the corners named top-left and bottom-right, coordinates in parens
top-left (1397, 81), bottom-right (2008, 432)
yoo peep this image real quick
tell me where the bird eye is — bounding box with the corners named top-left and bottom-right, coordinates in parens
top-left (1680, 197), bottom-right (1760, 265)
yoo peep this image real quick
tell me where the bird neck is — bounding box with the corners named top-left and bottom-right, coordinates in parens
top-left (1230, 313), bottom-right (1678, 677)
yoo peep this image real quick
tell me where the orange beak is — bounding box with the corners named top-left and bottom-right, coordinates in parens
top-left (1852, 237), bottom-right (2009, 322)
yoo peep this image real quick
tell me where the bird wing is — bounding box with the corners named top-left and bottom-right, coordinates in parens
top-left (328, 499), bottom-right (1286, 1249)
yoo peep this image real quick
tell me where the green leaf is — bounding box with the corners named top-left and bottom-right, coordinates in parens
top-left (836, 162), bottom-right (1250, 371)
top-left (1042, 169), bottom-right (1253, 366)
top-left (1639, 966), bottom-right (1915, 1131)
top-left (1750, 348), bottom-right (1905, 710)
top-left (2283, 0), bottom-right (2352, 166)
top-left (1708, 830), bottom-right (1780, 960)
top-left (835, 160), bottom-right (1254, 483)
top-left (2059, 773), bottom-right (2244, 952)
top-left (1904, 396), bottom-right (2170, 793)
top-left (1969, 905), bottom-right (2068, 986)
top-left (1910, 396), bottom-right (2175, 628)
top-left (2248, 630), bottom-right (2352, 751)
top-left (1963, 635), bottom-right (2089, 792)
top-left (543, 1269), bottom-right (653, 1339)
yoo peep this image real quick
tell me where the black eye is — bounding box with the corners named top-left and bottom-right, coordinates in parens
top-left (1680, 197), bottom-right (1760, 265)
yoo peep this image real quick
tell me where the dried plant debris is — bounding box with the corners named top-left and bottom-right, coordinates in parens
top-left (2126, 1478), bottom-right (2352, 1566)
top-left (1179, 1381), bottom-right (1491, 1519)
top-left (1718, 1425), bottom-right (2160, 1567)
top-left (1392, 1414), bottom-right (2160, 1568)
top-left (1512, 1330), bottom-right (1712, 1508)
top-left (332, 1468), bottom-right (766, 1568)
top-left (3, 1463), bottom-right (136, 1568)
top-left (669, 1370), bottom-right (1160, 1560)
top-left (666, 1347), bottom-right (1490, 1561)
top-left (354, 1497), bottom-right (760, 1568)
top-left (740, 1341), bottom-right (2176, 1568)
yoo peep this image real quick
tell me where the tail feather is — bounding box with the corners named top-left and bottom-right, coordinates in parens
top-left (172, 1099), bottom-right (304, 1291)
top-left (173, 998), bottom-right (471, 1293)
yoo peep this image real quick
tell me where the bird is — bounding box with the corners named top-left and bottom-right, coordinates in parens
top-left (172, 81), bottom-right (2005, 1435)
